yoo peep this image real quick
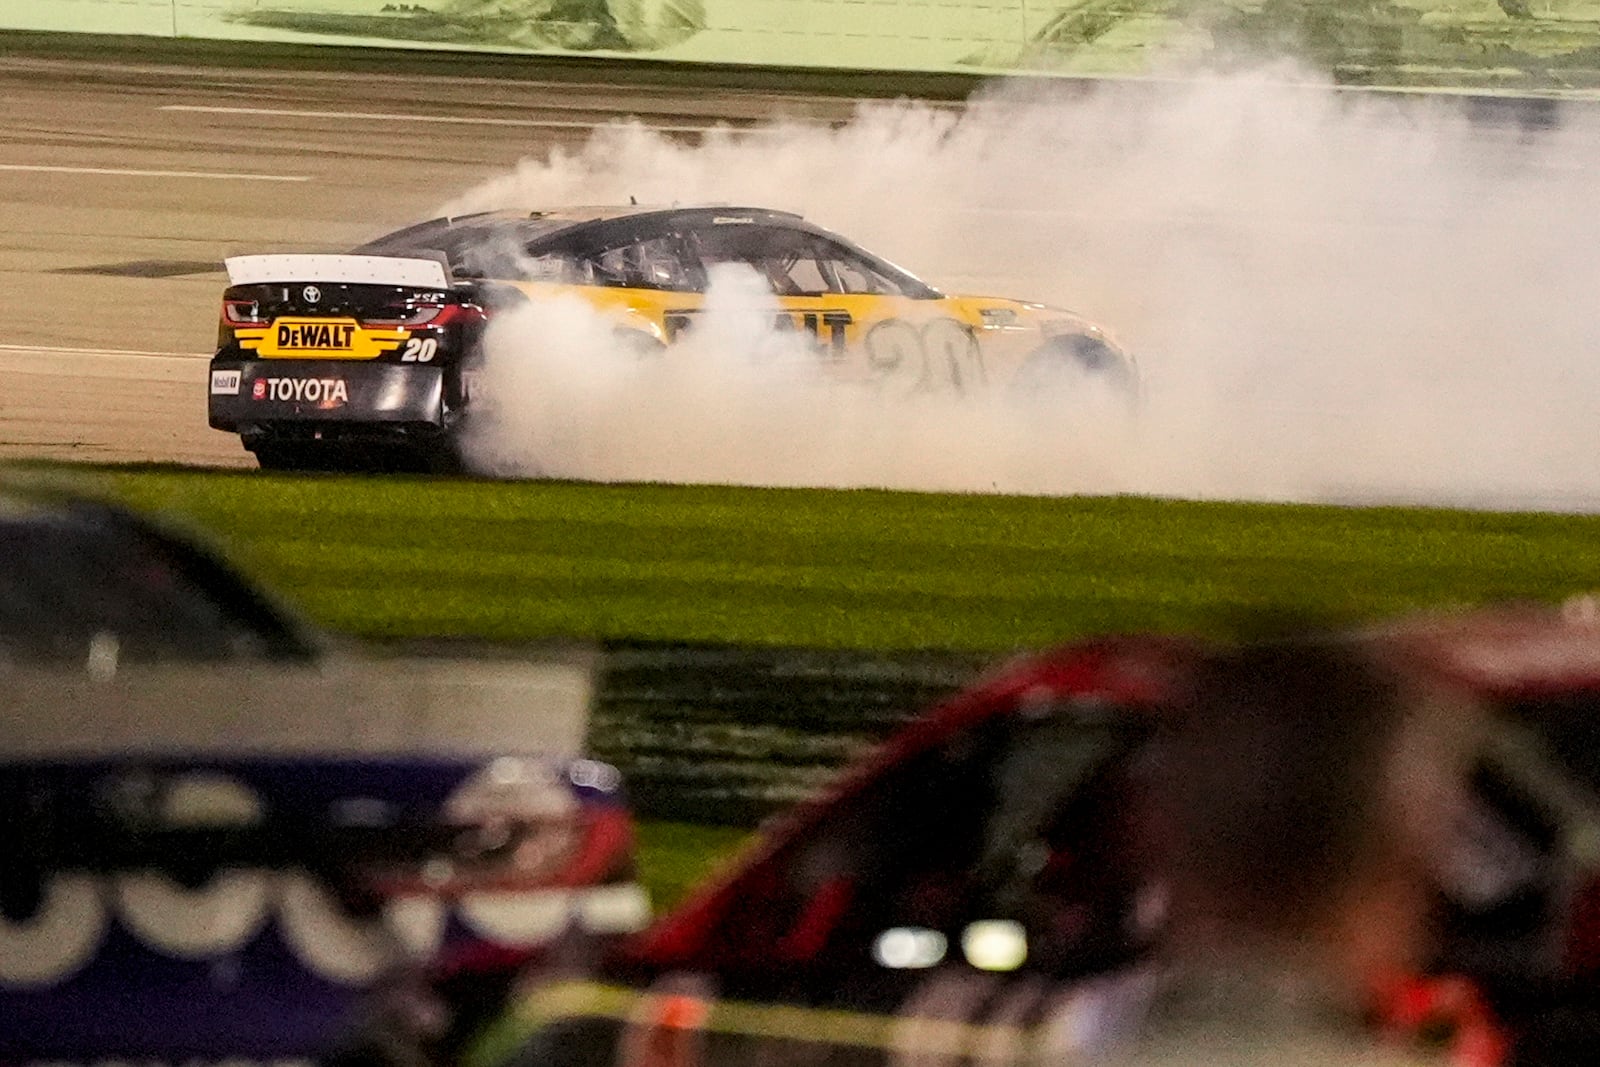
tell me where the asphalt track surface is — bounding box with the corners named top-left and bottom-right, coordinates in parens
top-left (0, 56), bottom-right (865, 466)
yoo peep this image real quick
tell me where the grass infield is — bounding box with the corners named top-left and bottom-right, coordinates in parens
top-left (81, 468), bottom-right (1600, 653)
top-left (634, 821), bottom-right (754, 911)
top-left (52, 465), bottom-right (1600, 906)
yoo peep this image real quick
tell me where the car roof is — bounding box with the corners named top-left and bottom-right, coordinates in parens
top-left (358, 205), bottom-right (809, 253)
top-left (356, 205), bottom-right (944, 299)
top-left (524, 205), bottom-right (803, 226)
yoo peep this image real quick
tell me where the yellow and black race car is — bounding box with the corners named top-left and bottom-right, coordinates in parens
top-left (208, 206), bottom-right (1138, 472)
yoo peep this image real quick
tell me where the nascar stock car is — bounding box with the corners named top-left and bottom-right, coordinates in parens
top-left (0, 492), bottom-right (646, 1066)
top-left (207, 206), bottom-right (1138, 472)
top-left (343, 601), bottom-right (1600, 1067)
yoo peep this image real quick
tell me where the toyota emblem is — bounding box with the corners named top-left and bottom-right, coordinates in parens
top-left (303, 285), bottom-right (322, 303)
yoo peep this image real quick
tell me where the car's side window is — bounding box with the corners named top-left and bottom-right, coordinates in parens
top-left (687, 225), bottom-right (835, 296)
top-left (704, 706), bottom-right (1145, 986)
top-left (587, 235), bottom-right (698, 291)
top-left (818, 244), bottom-right (907, 297)
top-left (777, 251), bottom-right (830, 296)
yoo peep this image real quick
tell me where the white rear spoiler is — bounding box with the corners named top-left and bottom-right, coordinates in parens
top-left (224, 253), bottom-right (450, 289)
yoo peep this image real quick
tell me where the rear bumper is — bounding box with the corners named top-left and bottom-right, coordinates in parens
top-left (209, 360), bottom-right (445, 437)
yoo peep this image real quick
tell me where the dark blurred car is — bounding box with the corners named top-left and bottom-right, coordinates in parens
top-left (0, 492), bottom-right (643, 1065)
top-left (398, 603), bottom-right (1600, 1067)
top-left (207, 206), bottom-right (1138, 473)
top-left (0, 490), bottom-right (320, 667)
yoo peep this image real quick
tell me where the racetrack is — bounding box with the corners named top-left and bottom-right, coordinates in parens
top-left (6, 53), bottom-right (1600, 508)
top-left (0, 55), bottom-right (862, 466)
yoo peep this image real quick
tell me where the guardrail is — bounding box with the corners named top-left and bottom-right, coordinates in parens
top-left (8, 1), bottom-right (1600, 91)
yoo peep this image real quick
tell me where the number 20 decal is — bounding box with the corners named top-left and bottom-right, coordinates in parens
top-left (401, 337), bottom-right (438, 362)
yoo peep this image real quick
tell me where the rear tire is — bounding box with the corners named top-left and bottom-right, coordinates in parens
top-left (253, 442), bottom-right (463, 476)
top-left (250, 442), bottom-right (363, 473)
top-left (420, 439), bottom-right (466, 476)
top-left (251, 443), bottom-right (311, 472)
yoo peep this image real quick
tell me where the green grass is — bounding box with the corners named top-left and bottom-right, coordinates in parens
top-left (634, 820), bottom-right (755, 911)
top-left (53, 466), bottom-right (1600, 652)
top-left (43, 463), bottom-right (1600, 906)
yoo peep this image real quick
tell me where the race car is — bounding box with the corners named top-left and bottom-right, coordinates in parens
top-left (207, 206), bottom-right (1138, 472)
top-left (347, 602), bottom-right (1600, 1067)
top-left (0, 491), bottom-right (646, 1065)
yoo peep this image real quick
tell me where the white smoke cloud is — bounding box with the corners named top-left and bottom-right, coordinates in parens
top-left (444, 68), bottom-right (1600, 508)
top-left (462, 263), bottom-right (1136, 490)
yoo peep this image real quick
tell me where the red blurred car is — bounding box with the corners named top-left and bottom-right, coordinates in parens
top-left (370, 602), bottom-right (1600, 1067)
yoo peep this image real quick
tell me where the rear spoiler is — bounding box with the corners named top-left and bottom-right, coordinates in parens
top-left (224, 253), bottom-right (451, 289)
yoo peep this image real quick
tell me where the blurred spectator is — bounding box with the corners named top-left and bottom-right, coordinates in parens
top-left (1056, 632), bottom-right (1501, 1065)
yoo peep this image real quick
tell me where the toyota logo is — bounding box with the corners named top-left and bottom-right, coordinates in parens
top-left (303, 285), bottom-right (321, 303)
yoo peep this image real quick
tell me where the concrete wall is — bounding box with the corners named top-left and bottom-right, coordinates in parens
top-left (5, 5), bottom-right (1600, 111)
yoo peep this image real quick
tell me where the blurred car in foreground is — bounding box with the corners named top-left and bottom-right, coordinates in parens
top-left (0, 492), bottom-right (644, 1065)
top-left (398, 602), bottom-right (1600, 1067)
top-left (207, 206), bottom-right (1138, 472)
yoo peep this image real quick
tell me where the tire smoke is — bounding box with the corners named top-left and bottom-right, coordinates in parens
top-left (447, 69), bottom-right (1600, 508)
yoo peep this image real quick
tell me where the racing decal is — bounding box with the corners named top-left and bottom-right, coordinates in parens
top-left (383, 895), bottom-right (448, 959)
top-left (276, 873), bottom-right (393, 985)
top-left (400, 337), bottom-right (438, 362)
top-left (116, 870), bottom-right (272, 959)
top-left (0, 874), bottom-right (108, 987)
top-left (662, 308), bottom-right (853, 357)
top-left (459, 890), bottom-right (576, 947)
top-left (251, 378), bottom-right (350, 406)
top-left (233, 317), bottom-right (408, 360)
top-left (785, 310), bottom-right (853, 357)
top-left (579, 884), bottom-right (653, 935)
top-left (210, 370), bottom-right (241, 395)
top-left (0, 877), bottom-right (649, 991)
top-left (112, 772), bottom-right (272, 959)
top-left (865, 319), bottom-right (985, 394)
